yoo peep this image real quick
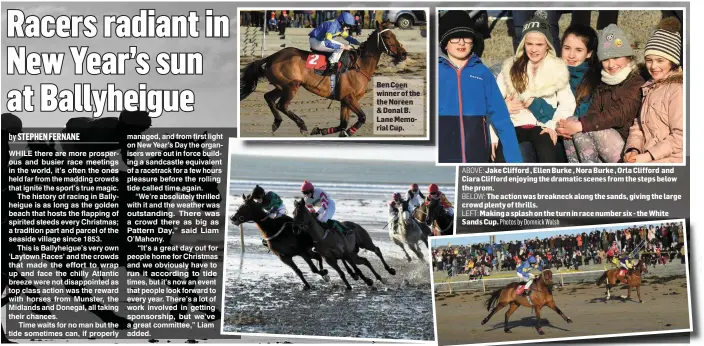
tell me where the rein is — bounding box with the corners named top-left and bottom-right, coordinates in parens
top-left (263, 221), bottom-right (291, 241)
top-left (352, 28), bottom-right (398, 82)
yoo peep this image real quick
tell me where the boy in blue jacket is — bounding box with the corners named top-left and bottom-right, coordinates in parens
top-left (438, 11), bottom-right (522, 163)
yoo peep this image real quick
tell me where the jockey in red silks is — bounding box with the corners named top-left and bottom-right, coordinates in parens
top-left (425, 183), bottom-right (454, 217)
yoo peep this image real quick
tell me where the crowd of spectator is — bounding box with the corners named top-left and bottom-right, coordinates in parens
top-left (433, 223), bottom-right (686, 279)
top-left (240, 10), bottom-right (379, 35)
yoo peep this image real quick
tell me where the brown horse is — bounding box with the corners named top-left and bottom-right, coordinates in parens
top-left (239, 21), bottom-right (408, 137)
top-left (596, 260), bottom-right (648, 303)
top-left (482, 270), bottom-right (573, 335)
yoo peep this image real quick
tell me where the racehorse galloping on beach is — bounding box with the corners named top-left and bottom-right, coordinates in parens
top-left (597, 260), bottom-right (648, 303)
top-left (240, 21), bottom-right (408, 137)
top-left (292, 198), bottom-right (395, 290)
top-left (425, 198), bottom-right (454, 236)
top-left (389, 201), bottom-right (428, 262)
top-left (230, 194), bottom-right (329, 290)
top-left (482, 270), bottom-right (573, 335)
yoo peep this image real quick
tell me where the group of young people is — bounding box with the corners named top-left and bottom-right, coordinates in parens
top-left (438, 10), bottom-right (683, 163)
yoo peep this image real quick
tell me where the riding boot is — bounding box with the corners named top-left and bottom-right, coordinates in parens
top-left (325, 60), bottom-right (338, 75)
top-left (393, 219), bottom-right (399, 234)
top-left (261, 238), bottom-right (269, 248)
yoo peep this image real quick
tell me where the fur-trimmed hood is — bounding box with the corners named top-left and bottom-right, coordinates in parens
top-left (499, 54), bottom-right (570, 101)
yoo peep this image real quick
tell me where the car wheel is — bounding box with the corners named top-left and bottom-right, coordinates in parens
top-left (396, 15), bottom-right (413, 29)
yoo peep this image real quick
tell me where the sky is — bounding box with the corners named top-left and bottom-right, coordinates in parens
top-left (429, 223), bottom-right (676, 248)
top-left (1, 2), bottom-right (237, 128)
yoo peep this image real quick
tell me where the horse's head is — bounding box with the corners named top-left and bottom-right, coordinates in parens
top-left (162, 132), bottom-right (222, 210)
top-left (369, 20), bottom-right (407, 64)
top-left (425, 198), bottom-right (441, 225)
top-left (540, 269), bottom-right (554, 286)
top-left (230, 194), bottom-right (264, 226)
top-left (292, 198), bottom-right (313, 235)
top-left (636, 260), bottom-right (648, 274)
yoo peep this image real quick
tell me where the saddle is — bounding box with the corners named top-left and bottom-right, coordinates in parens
top-left (305, 50), bottom-right (355, 76)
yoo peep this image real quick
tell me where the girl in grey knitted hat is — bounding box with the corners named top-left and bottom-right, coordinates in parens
top-left (556, 24), bottom-right (644, 163)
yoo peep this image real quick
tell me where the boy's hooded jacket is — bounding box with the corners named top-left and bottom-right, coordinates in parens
top-left (438, 53), bottom-right (522, 163)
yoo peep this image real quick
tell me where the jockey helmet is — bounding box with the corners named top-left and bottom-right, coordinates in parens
top-left (1, 113), bottom-right (22, 134)
top-left (528, 256), bottom-right (537, 264)
top-left (252, 185), bottom-right (265, 200)
top-left (410, 183), bottom-right (419, 191)
top-left (301, 180), bottom-right (314, 194)
top-left (392, 192), bottom-right (401, 201)
top-left (428, 183), bottom-right (439, 194)
top-left (338, 12), bottom-right (356, 28)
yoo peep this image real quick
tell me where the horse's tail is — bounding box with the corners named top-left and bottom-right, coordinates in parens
top-left (240, 56), bottom-right (271, 100)
top-left (596, 271), bottom-right (608, 286)
top-left (485, 288), bottom-right (503, 311)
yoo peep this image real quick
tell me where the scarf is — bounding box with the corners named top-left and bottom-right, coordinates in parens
top-left (568, 62), bottom-right (590, 92)
top-left (601, 64), bottom-right (634, 85)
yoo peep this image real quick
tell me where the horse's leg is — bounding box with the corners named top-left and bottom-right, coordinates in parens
top-left (504, 302), bottom-right (520, 333)
top-left (275, 82), bottom-right (308, 134)
top-left (341, 258), bottom-right (360, 280)
top-left (622, 283), bottom-right (633, 300)
top-left (393, 237), bottom-right (412, 262)
top-left (636, 284), bottom-right (643, 303)
top-left (345, 254), bottom-right (373, 287)
top-left (351, 254), bottom-right (383, 282)
top-left (482, 302), bottom-right (507, 325)
top-left (535, 305), bottom-right (545, 335)
top-left (340, 96), bottom-right (367, 137)
top-left (302, 250), bottom-right (328, 278)
top-left (264, 88), bottom-right (285, 132)
top-left (325, 257), bottom-right (352, 290)
top-left (411, 243), bottom-right (426, 262)
top-left (312, 104), bottom-right (349, 136)
top-left (545, 300), bottom-right (573, 323)
top-left (279, 255), bottom-right (312, 290)
top-left (421, 231), bottom-right (429, 248)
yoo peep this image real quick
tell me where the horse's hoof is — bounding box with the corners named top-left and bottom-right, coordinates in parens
top-left (639, 300), bottom-right (643, 304)
top-left (351, 274), bottom-right (359, 281)
top-left (406, 257), bottom-right (412, 263)
top-left (303, 285), bottom-right (312, 290)
top-left (504, 329), bottom-right (512, 334)
top-left (388, 268), bottom-right (396, 275)
top-left (566, 318), bottom-right (573, 324)
top-left (272, 122), bottom-right (281, 132)
top-left (537, 328), bottom-right (545, 335)
top-left (339, 131), bottom-right (350, 137)
top-left (310, 127), bottom-right (321, 135)
top-left (299, 123), bottom-right (308, 132)
top-left (481, 319), bottom-right (487, 325)
top-left (319, 269), bottom-right (329, 276)
top-left (322, 274), bottom-right (331, 282)
top-left (364, 279), bottom-right (374, 287)
top-left (345, 286), bottom-right (353, 291)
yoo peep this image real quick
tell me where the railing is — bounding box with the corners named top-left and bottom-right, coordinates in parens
top-left (433, 263), bottom-right (686, 294)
